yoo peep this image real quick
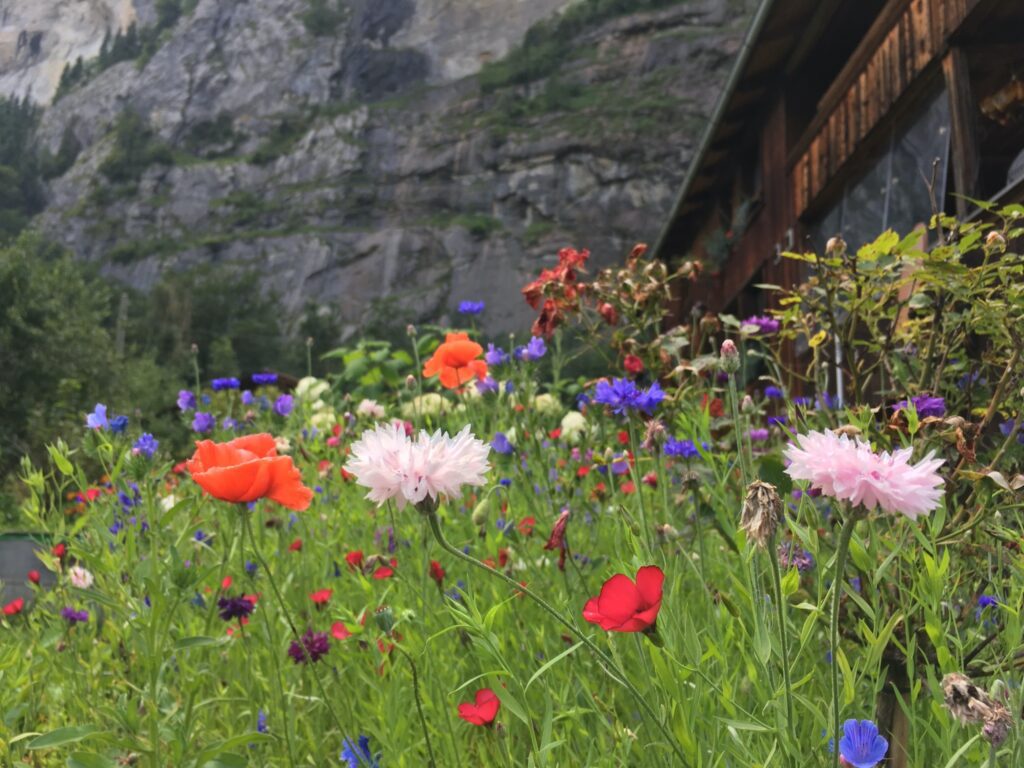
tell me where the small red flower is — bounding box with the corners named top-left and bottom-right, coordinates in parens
top-left (518, 516), bottom-right (536, 536)
top-left (345, 550), bottom-right (364, 571)
top-left (221, 575), bottom-right (233, 591)
top-left (598, 302), bottom-right (618, 326)
top-left (582, 565), bottom-right (663, 633)
top-left (591, 482), bottom-right (607, 500)
top-left (642, 472), bottom-right (658, 488)
top-left (310, 589), bottom-right (333, 606)
top-left (620, 481), bottom-right (636, 494)
top-left (3, 598), bottom-right (24, 616)
top-left (52, 543), bottom-right (67, 559)
top-left (288, 538), bottom-right (303, 552)
top-left (576, 466), bottom-right (590, 478)
top-left (548, 428), bottom-right (562, 440)
top-left (701, 393), bottom-right (724, 418)
top-left (429, 560), bottom-right (445, 586)
top-left (331, 621), bottom-right (351, 640)
top-left (27, 570), bottom-right (40, 585)
top-left (623, 354), bottom-right (644, 375)
top-left (458, 688), bottom-right (501, 726)
top-left (372, 565), bottom-right (394, 580)
top-left (617, 430), bottom-right (630, 446)
top-left (498, 548), bottom-right (510, 568)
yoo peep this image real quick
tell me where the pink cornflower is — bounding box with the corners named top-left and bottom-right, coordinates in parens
top-left (784, 430), bottom-right (944, 520)
top-left (345, 423), bottom-right (490, 510)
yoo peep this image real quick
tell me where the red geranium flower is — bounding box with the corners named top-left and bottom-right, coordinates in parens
top-left (310, 589), bottom-right (333, 606)
top-left (458, 688), bottom-right (501, 726)
top-left (221, 575), bottom-right (233, 590)
top-left (429, 560), bottom-right (445, 586)
top-left (617, 430), bottom-right (630, 446)
top-left (620, 481), bottom-right (636, 494)
top-left (372, 565), bottom-right (394, 580)
top-left (582, 565), bottom-right (664, 633)
top-left (186, 433), bottom-right (313, 510)
top-left (3, 598), bottom-right (24, 616)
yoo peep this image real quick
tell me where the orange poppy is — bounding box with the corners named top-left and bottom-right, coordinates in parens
top-left (422, 332), bottom-right (488, 389)
top-left (186, 433), bottom-right (313, 511)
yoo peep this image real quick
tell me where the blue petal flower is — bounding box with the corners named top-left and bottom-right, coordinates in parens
top-left (838, 719), bottom-right (888, 768)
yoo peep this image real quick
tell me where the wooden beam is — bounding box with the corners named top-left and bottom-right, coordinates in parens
top-left (942, 47), bottom-right (980, 215)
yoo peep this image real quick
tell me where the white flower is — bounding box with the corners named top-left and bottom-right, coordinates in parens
top-left (68, 565), bottom-right (94, 589)
top-left (560, 411), bottom-right (589, 443)
top-left (159, 494), bottom-right (178, 512)
top-left (356, 399), bottom-right (386, 419)
top-left (533, 393), bottom-right (561, 416)
top-left (310, 408), bottom-right (337, 430)
top-left (274, 436), bottom-right (292, 454)
top-left (295, 376), bottom-right (330, 401)
top-left (400, 393), bottom-right (447, 419)
top-left (345, 423), bottom-right (491, 510)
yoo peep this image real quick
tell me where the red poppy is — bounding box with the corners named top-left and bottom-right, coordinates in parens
top-left (345, 550), bottom-right (364, 571)
top-left (429, 560), bottom-right (445, 586)
top-left (186, 433), bottom-right (313, 510)
top-left (582, 565), bottom-right (663, 633)
top-left (27, 570), bottom-right (40, 585)
top-left (422, 332), bottom-right (488, 389)
top-left (518, 516), bottom-right (536, 536)
top-left (372, 565), bottom-right (394, 580)
top-left (331, 621), bottom-right (351, 640)
top-left (458, 688), bottom-right (501, 726)
top-left (288, 538), bottom-right (303, 552)
top-left (548, 428), bottom-right (562, 440)
top-left (623, 355), bottom-right (644, 375)
top-left (576, 466), bottom-right (590, 478)
top-left (3, 598), bottom-right (24, 616)
top-left (498, 548), bottom-right (510, 568)
top-left (310, 589), bottom-right (333, 606)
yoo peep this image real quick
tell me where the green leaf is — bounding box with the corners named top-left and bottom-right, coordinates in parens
top-left (174, 636), bottom-right (228, 650)
top-left (46, 444), bottom-right (74, 476)
top-left (780, 567), bottom-right (800, 598)
top-left (525, 641), bottom-right (582, 691)
top-left (27, 726), bottom-right (102, 750)
top-left (67, 752), bottom-right (117, 768)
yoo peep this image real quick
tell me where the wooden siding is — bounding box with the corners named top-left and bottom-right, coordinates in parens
top-left (792, 0), bottom-right (974, 216)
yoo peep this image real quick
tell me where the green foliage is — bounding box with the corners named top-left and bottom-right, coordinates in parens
top-left (98, 111), bottom-right (174, 186)
top-left (39, 125), bottom-right (83, 180)
top-left (321, 339), bottom-right (414, 399)
top-left (301, 0), bottom-right (347, 36)
top-left (0, 96), bottom-right (44, 243)
top-left (182, 113), bottom-right (243, 158)
top-left (249, 112), bottom-right (317, 165)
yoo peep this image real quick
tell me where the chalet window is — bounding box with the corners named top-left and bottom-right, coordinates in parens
top-left (806, 88), bottom-right (951, 254)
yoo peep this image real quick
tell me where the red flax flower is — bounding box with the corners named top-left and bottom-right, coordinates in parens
top-left (429, 560), bottom-right (445, 586)
top-left (583, 565), bottom-right (663, 633)
top-left (3, 598), bottom-right (24, 616)
top-left (310, 589), bottom-right (333, 607)
top-left (187, 434), bottom-right (313, 510)
top-left (458, 688), bottom-right (500, 726)
top-left (422, 332), bottom-right (488, 390)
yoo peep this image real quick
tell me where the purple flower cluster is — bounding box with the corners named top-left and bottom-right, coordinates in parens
top-left (593, 378), bottom-right (665, 416)
top-left (177, 390), bottom-right (197, 412)
top-left (743, 315), bottom-right (780, 334)
top-left (485, 344), bottom-right (510, 366)
top-left (288, 629), bottom-right (330, 664)
top-left (132, 433), bottom-right (159, 458)
top-left (515, 337), bottom-right (547, 362)
top-left (274, 394), bottom-right (294, 417)
top-left (217, 595), bottom-right (255, 621)
top-left (252, 372), bottom-right (278, 385)
top-left (777, 542), bottom-right (814, 572)
top-left (664, 437), bottom-right (699, 458)
top-left (192, 412), bottom-right (215, 434)
top-left (458, 300), bottom-right (485, 316)
top-left (61, 607), bottom-right (89, 625)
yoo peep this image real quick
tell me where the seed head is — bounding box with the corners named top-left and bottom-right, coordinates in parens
top-left (740, 480), bottom-right (781, 549)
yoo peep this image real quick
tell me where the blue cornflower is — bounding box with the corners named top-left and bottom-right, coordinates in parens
top-left (998, 420), bottom-right (1024, 445)
top-left (274, 394), bottom-right (294, 417)
top-left (340, 734), bottom-right (379, 767)
top-left (499, 478), bottom-right (512, 487)
top-left (212, 377), bottom-right (241, 391)
top-left (252, 373), bottom-right (278, 385)
top-left (245, 560), bottom-right (259, 576)
top-left (515, 336), bottom-right (547, 362)
top-left (257, 709), bottom-right (268, 733)
top-left (485, 344), bottom-right (510, 366)
top-left (86, 403), bottom-right (108, 430)
top-left (792, 396), bottom-right (813, 408)
top-left (241, 390), bottom-right (254, 406)
top-left (838, 719), bottom-right (888, 768)
top-left (976, 594), bottom-right (1000, 624)
top-left (594, 378), bottom-right (664, 415)
top-left (767, 415), bottom-right (787, 427)
top-left (491, 432), bottom-right (515, 455)
top-left (194, 530), bottom-right (208, 543)
top-left (892, 394), bottom-right (945, 419)
top-left (222, 417), bottom-right (239, 431)
top-left (132, 433), bottom-right (159, 458)
top-left (110, 414), bottom-right (129, 434)
top-left (177, 390), bottom-right (197, 411)
top-left (764, 385), bottom-right (784, 399)
top-left (664, 437), bottom-right (699, 458)
top-left (192, 411), bottom-right (215, 433)
top-left (458, 300), bottom-right (485, 316)
top-left (476, 376), bottom-right (499, 395)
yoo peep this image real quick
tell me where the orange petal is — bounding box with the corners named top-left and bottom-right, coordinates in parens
top-left (267, 457), bottom-right (314, 511)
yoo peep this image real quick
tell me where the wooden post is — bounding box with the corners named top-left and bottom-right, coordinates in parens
top-left (942, 47), bottom-right (979, 216)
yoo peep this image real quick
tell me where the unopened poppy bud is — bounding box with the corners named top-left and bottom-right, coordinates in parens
top-left (825, 235), bottom-right (846, 256)
top-left (741, 394), bottom-right (754, 413)
top-left (405, 374), bottom-right (417, 390)
top-left (740, 480), bottom-right (781, 549)
top-left (406, 324), bottom-right (417, 337)
top-left (191, 342), bottom-right (199, 355)
top-left (598, 302), bottom-right (618, 326)
top-left (374, 605), bottom-right (395, 635)
top-left (305, 336), bottom-right (314, 348)
top-left (471, 497), bottom-right (490, 526)
top-left (985, 231), bottom-right (1006, 248)
top-left (719, 339), bottom-right (740, 373)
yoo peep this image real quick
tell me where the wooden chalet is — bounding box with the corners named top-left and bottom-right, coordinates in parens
top-left (653, 0), bottom-right (1024, 320)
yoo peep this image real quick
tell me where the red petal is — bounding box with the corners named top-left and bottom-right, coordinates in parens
top-left (634, 565), bottom-right (664, 608)
top-left (595, 574), bottom-right (641, 624)
top-left (474, 689), bottom-right (500, 723)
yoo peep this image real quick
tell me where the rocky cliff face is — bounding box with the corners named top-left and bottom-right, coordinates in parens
top-left (19, 0), bottom-right (751, 339)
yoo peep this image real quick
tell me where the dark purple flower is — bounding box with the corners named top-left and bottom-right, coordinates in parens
top-left (743, 315), bottom-right (780, 334)
top-left (132, 433), bottom-right (159, 458)
top-left (748, 428), bottom-right (769, 442)
top-left (192, 411), bottom-right (215, 433)
top-left (594, 378), bottom-right (664, 415)
top-left (491, 432), bottom-right (514, 455)
top-left (177, 390), bottom-right (197, 412)
top-left (274, 394), bottom-right (294, 417)
top-left (476, 376), bottom-right (499, 395)
top-left (778, 542), bottom-right (814, 572)
top-left (110, 415), bottom-right (129, 434)
top-left (485, 344), bottom-right (509, 366)
top-left (892, 394), bottom-right (945, 419)
top-left (61, 606), bottom-right (89, 625)
top-left (664, 437), bottom-right (699, 458)
top-left (241, 390), bottom-right (254, 406)
top-left (252, 373), bottom-right (278, 385)
top-left (212, 377), bottom-right (241, 391)
top-left (515, 336), bottom-right (547, 362)
top-left (764, 385), bottom-right (784, 399)
top-left (288, 629), bottom-right (330, 664)
top-left (218, 595), bottom-right (255, 621)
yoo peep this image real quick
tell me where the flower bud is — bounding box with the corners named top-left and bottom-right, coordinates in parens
top-left (406, 324), bottom-right (417, 337)
top-left (741, 394), bottom-right (754, 413)
top-left (190, 342), bottom-right (199, 355)
top-left (825, 236), bottom-right (846, 256)
top-left (374, 605), bottom-right (395, 635)
top-left (405, 374), bottom-right (417, 391)
top-left (719, 339), bottom-right (740, 373)
top-left (598, 302), bottom-right (618, 326)
top-left (305, 336), bottom-right (314, 348)
top-left (471, 497), bottom-right (490, 526)
top-left (985, 231), bottom-right (1006, 249)
top-left (740, 480), bottom-right (781, 549)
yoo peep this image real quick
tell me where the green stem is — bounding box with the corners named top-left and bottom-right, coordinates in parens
top-left (766, 535), bottom-right (796, 752)
top-left (396, 647), bottom-right (438, 768)
top-left (242, 511), bottom-right (349, 750)
top-left (425, 507), bottom-right (690, 767)
top-left (830, 512), bottom-right (859, 768)
top-left (627, 421), bottom-right (653, 552)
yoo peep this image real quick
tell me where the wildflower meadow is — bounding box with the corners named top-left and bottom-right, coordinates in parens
top-left (1, 208), bottom-right (1023, 768)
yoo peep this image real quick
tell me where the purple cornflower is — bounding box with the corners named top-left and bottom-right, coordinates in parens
top-left (998, 420), bottom-right (1024, 444)
top-left (110, 415), bottom-right (128, 434)
top-left (476, 376), bottom-right (499, 395)
top-left (593, 378), bottom-right (664, 415)
top-left (288, 629), bottom-right (330, 664)
top-left (192, 411), bottom-right (215, 433)
top-left (86, 404), bottom-right (108, 430)
top-left (132, 433), bottom-right (159, 458)
top-left (767, 415), bottom-right (787, 427)
top-left (274, 394), bottom-right (294, 417)
top-left (217, 595), bottom-right (255, 621)
top-left (458, 300), bottom-right (485, 316)
top-left (221, 417), bottom-right (238, 431)
top-left (61, 607), bottom-right (89, 625)
top-left (764, 385), bottom-right (784, 399)
top-left (892, 394), bottom-right (945, 419)
top-left (838, 719), bottom-right (888, 768)
top-left (778, 542), bottom-right (814, 572)
top-left (743, 315), bottom-right (780, 334)
top-left (212, 377), bottom-right (241, 391)
top-left (241, 390), bottom-right (254, 406)
top-left (664, 437), bottom-right (699, 458)
top-left (252, 373), bottom-right (278, 385)
top-left (340, 735), bottom-right (379, 767)
top-left (515, 336), bottom-right (547, 362)
top-left (177, 390), bottom-right (197, 412)
top-left (748, 428), bottom-right (769, 442)
top-left (485, 344), bottom-right (510, 366)
top-left (257, 710), bottom-right (268, 733)
top-left (491, 432), bottom-right (514, 455)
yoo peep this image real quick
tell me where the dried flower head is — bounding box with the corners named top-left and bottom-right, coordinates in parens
top-left (942, 672), bottom-right (1014, 746)
top-left (740, 480), bottom-right (781, 549)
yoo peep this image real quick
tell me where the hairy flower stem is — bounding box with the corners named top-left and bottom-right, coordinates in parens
top-left (396, 647), bottom-right (438, 768)
top-left (242, 512), bottom-right (350, 746)
top-left (766, 534), bottom-right (796, 751)
top-left (425, 507), bottom-right (690, 767)
top-left (830, 512), bottom-right (860, 768)
top-left (627, 422), bottom-right (654, 552)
